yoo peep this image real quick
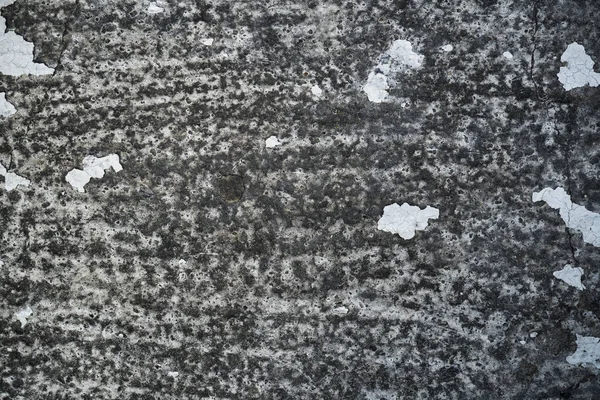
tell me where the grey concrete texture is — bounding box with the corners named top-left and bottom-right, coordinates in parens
top-left (1, 0), bottom-right (600, 398)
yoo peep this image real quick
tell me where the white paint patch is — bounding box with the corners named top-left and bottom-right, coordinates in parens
top-left (533, 187), bottom-right (600, 247)
top-left (66, 154), bottom-right (123, 193)
top-left (553, 264), bottom-right (585, 290)
top-left (200, 38), bottom-right (214, 46)
top-left (440, 44), bottom-right (453, 52)
top-left (167, 371), bottom-right (180, 378)
top-left (0, 92), bottom-right (16, 117)
top-left (0, 162), bottom-right (30, 191)
top-left (15, 306), bottom-right (33, 328)
top-left (557, 42), bottom-right (600, 91)
top-left (363, 39), bottom-right (424, 103)
top-left (377, 202), bottom-right (439, 240)
top-left (567, 335), bottom-right (600, 369)
top-left (147, 2), bottom-right (164, 14)
top-left (311, 85), bottom-right (323, 97)
top-left (332, 306), bottom-right (349, 315)
top-left (0, 6), bottom-right (54, 76)
top-left (502, 51), bottom-right (514, 60)
top-left (265, 136), bottom-right (282, 148)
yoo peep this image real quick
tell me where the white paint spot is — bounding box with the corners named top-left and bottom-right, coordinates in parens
top-left (440, 44), bottom-right (453, 52)
top-left (0, 92), bottom-right (16, 117)
top-left (502, 51), bottom-right (514, 60)
top-left (311, 85), bottom-right (323, 97)
top-left (377, 202), bottom-right (439, 240)
top-left (178, 259), bottom-right (187, 265)
top-left (167, 371), bottom-right (180, 378)
top-left (200, 38), bottom-right (214, 46)
top-left (332, 306), bottom-right (349, 315)
top-left (567, 335), bottom-right (600, 369)
top-left (15, 306), bottom-right (32, 328)
top-left (533, 187), bottom-right (600, 247)
top-left (553, 264), bottom-right (585, 290)
top-left (0, 161), bottom-right (30, 191)
top-left (519, 340), bottom-right (526, 345)
top-left (530, 332), bottom-right (538, 338)
top-left (363, 39), bottom-right (424, 103)
top-left (66, 154), bottom-right (123, 193)
top-left (0, 4), bottom-right (54, 76)
top-left (557, 42), bottom-right (600, 91)
top-left (265, 136), bottom-right (282, 148)
top-left (147, 2), bottom-right (164, 14)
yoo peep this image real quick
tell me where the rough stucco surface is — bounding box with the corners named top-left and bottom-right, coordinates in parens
top-left (1, 1), bottom-right (600, 399)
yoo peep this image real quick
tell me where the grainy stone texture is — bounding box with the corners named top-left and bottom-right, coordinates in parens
top-left (1, 0), bottom-right (600, 399)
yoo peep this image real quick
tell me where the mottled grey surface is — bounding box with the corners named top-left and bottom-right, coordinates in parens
top-left (1, 0), bottom-right (600, 399)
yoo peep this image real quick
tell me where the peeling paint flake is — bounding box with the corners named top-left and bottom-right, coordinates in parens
top-left (0, 92), bottom-right (16, 117)
top-left (0, 161), bottom-right (30, 191)
top-left (533, 187), bottom-right (600, 247)
top-left (567, 335), bottom-right (600, 369)
top-left (147, 2), bottom-right (165, 14)
top-left (557, 42), bottom-right (600, 91)
top-left (363, 39), bottom-right (424, 103)
top-left (0, 3), bottom-right (54, 76)
top-left (553, 264), bottom-right (585, 290)
top-left (15, 306), bottom-right (33, 328)
top-left (265, 136), bottom-right (282, 148)
top-left (377, 202), bottom-right (439, 240)
top-left (66, 154), bottom-right (123, 193)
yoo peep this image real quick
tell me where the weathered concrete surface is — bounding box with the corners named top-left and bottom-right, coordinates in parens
top-left (1, 0), bottom-right (600, 398)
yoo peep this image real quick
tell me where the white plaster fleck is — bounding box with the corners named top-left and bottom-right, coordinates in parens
top-left (66, 154), bottom-right (123, 193)
top-left (311, 85), bottom-right (323, 97)
top-left (15, 306), bottom-right (33, 328)
top-left (530, 332), bottom-right (538, 338)
top-left (363, 39), bottom-right (424, 103)
top-left (557, 42), bottom-right (600, 91)
top-left (147, 2), bottom-right (164, 14)
top-left (377, 202), bottom-right (439, 240)
top-left (200, 38), bottom-right (214, 46)
top-left (532, 187), bottom-right (600, 247)
top-left (0, 161), bottom-right (30, 191)
top-left (440, 44), bottom-right (453, 52)
top-left (167, 371), bottom-right (180, 378)
top-left (332, 306), bottom-right (349, 315)
top-left (265, 136), bottom-right (282, 148)
top-left (502, 51), bottom-right (514, 60)
top-left (0, 4), bottom-right (54, 76)
top-left (0, 92), bottom-right (16, 117)
top-left (566, 335), bottom-right (600, 369)
top-left (553, 264), bottom-right (585, 290)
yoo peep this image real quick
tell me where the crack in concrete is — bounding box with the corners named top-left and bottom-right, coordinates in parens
top-left (53, 0), bottom-right (80, 77)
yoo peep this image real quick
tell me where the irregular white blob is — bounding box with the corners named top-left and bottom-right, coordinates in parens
top-left (530, 332), bottom-right (538, 338)
top-left (147, 2), bottom-right (164, 14)
top-left (0, 92), bottom-right (16, 117)
top-left (0, 161), bottom-right (30, 191)
top-left (332, 306), bottom-right (349, 315)
top-left (311, 85), bottom-right (323, 97)
top-left (567, 335), bottom-right (600, 369)
top-left (502, 51), bottom-right (514, 60)
top-left (15, 306), bottom-right (33, 328)
top-left (363, 39), bottom-right (424, 103)
top-left (200, 38), bottom-right (214, 46)
top-left (167, 371), bottom-right (179, 378)
top-left (377, 202), bottom-right (439, 240)
top-left (533, 187), bottom-right (600, 247)
top-left (0, 13), bottom-right (54, 76)
top-left (553, 264), bottom-right (585, 290)
top-left (66, 154), bottom-right (123, 193)
top-left (178, 259), bottom-right (187, 265)
top-left (557, 42), bottom-right (600, 91)
top-left (440, 44), bottom-right (453, 52)
top-left (265, 136), bottom-right (282, 148)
